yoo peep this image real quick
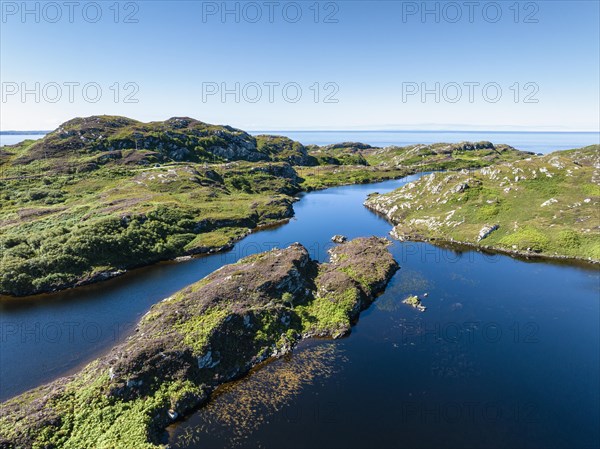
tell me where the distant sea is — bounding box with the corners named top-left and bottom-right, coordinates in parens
top-left (251, 131), bottom-right (600, 154)
top-left (2, 131), bottom-right (598, 154)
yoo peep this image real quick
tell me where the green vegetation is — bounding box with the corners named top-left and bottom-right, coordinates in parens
top-left (0, 238), bottom-right (398, 448)
top-left (0, 158), bottom-right (297, 296)
top-left (296, 286), bottom-right (360, 337)
top-left (402, 295), bottom-right (426, 312)
top-left (362, 141), bottom-right (533, 171)
top-left (0, 115), bottom-right (537, 296)
top-left (308, 142), bottom-right (371, 166)
top-left (255, 135), bottom-right (317, 166)
top-left (365, 146), bottom-right (600, 262)
top-left (298, 141), bottom-right (533, 190)
top-left (296, 165), bottom-right (408, 190)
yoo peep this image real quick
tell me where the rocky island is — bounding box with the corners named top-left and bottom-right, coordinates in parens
top-left (365, 146), bottom-right (600, 263)
top-left (0, 237), bottom-right (398, 448)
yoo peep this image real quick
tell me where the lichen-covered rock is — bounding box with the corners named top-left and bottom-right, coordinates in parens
top-left (0, 238), bottom-right (398, 449)
top-left (477, 224), bottom-right (499, 242)
top-left (331, 234), bottom-right (347, 243)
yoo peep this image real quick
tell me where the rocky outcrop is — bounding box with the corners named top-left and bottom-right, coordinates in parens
top-left (324, 142), bottom-right (374, 151)
top-left (16, 116), bottom-right (267, 168)
top-left (331, 234), bottom-right (347, 243)
top-left (362, 141), bottom-right (534, 171)
top-left (0, 238), bottom-right (398, 448)
top-left (477, 224), bottom-right (499, 242)
top-left (402, 294), bottom-right (426, 312)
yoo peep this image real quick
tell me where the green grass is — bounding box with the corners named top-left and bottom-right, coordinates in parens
top-left (366, 146), bottom-right (600, 261)
top-left (296, 165), bottom-right (408, 190)
top-left (0, 160), bottom-right (299, 296)
top-left (296, 287), bottom-right (360, 337)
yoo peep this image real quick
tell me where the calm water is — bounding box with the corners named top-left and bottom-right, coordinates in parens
top-left (0, 134), bottom-right (46, 146)
top-left (164, 184), bottom-right (599, 449)
top-left (2, 131), bottom-right (599, 153)
top-left (0, 138), bottom-right (599, 448)
top-left (0, 175), bottom-right (421, 401)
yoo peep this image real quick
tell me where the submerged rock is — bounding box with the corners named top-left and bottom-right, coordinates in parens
top-left (0, 238), bottom-right (398, 448)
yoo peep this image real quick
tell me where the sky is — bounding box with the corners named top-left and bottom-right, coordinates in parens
top-left (1, 0), bottom-right (599, 131)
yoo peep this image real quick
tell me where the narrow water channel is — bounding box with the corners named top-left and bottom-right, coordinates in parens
top-left (0, 174), bottom-right (422, 401)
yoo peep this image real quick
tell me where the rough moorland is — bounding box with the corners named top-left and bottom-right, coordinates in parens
top-left (0, 237), bottom-right (398, 449)
top-left (0, 157), bottom-right (300, 296)
top-left (365, 146), bottom-right (600, 262)
top-left (0, 115), bottom-right (534, 296)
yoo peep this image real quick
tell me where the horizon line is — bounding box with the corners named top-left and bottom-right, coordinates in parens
top-left (2, 129), bottom-right (599, 135)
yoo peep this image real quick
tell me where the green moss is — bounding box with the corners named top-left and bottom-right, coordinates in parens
top-left (184, 227), bottom-right (246, 252)
top-left (499, 227), bottom-right (551, 251)
top-left (175, 307), bottom-right (231, 353)
top-left (21, 375), bottom-right (205, 449)
top-left (297, 287), bottom-right (360, 336)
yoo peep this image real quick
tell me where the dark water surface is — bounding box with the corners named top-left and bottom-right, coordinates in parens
top-left (1, 174), bottom-right (599, 449)
top-left (169, 244), bottom-right (600, 449)
top-left (0, 175), bottom-right (420, 401)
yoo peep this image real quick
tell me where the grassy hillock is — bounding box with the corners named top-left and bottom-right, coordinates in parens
top-left (5, 116), bottom-right (268, 171)
top-left (255, 134), bottom-right (318, 166)
top-left (296, 165), bottom-right (408, 190)
top-left (365, 146), bottom-right (600, 262)
top-left (308, 142), bottom-right (371, 166)
top-left (0, 238), bottom-right (397, 449)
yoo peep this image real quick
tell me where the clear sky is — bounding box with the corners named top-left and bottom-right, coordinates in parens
top-left (1, 0), bottom-right (599, 131)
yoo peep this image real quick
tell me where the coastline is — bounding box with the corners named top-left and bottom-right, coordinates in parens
top-left (0, 216), bottom-right (295, 300)
top-left (364, 204), bottom-right (600, 268)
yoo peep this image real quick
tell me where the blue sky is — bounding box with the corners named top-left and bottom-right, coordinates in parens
top-left (1, 0), bottom-right (599, 131)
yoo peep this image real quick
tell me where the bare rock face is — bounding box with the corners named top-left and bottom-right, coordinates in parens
top-left (0, 238), bottom-right (398, 449)
top-left (477, 224), bottom-right (499, 242)
top-left (331, 234), bottom-right (347, 243)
